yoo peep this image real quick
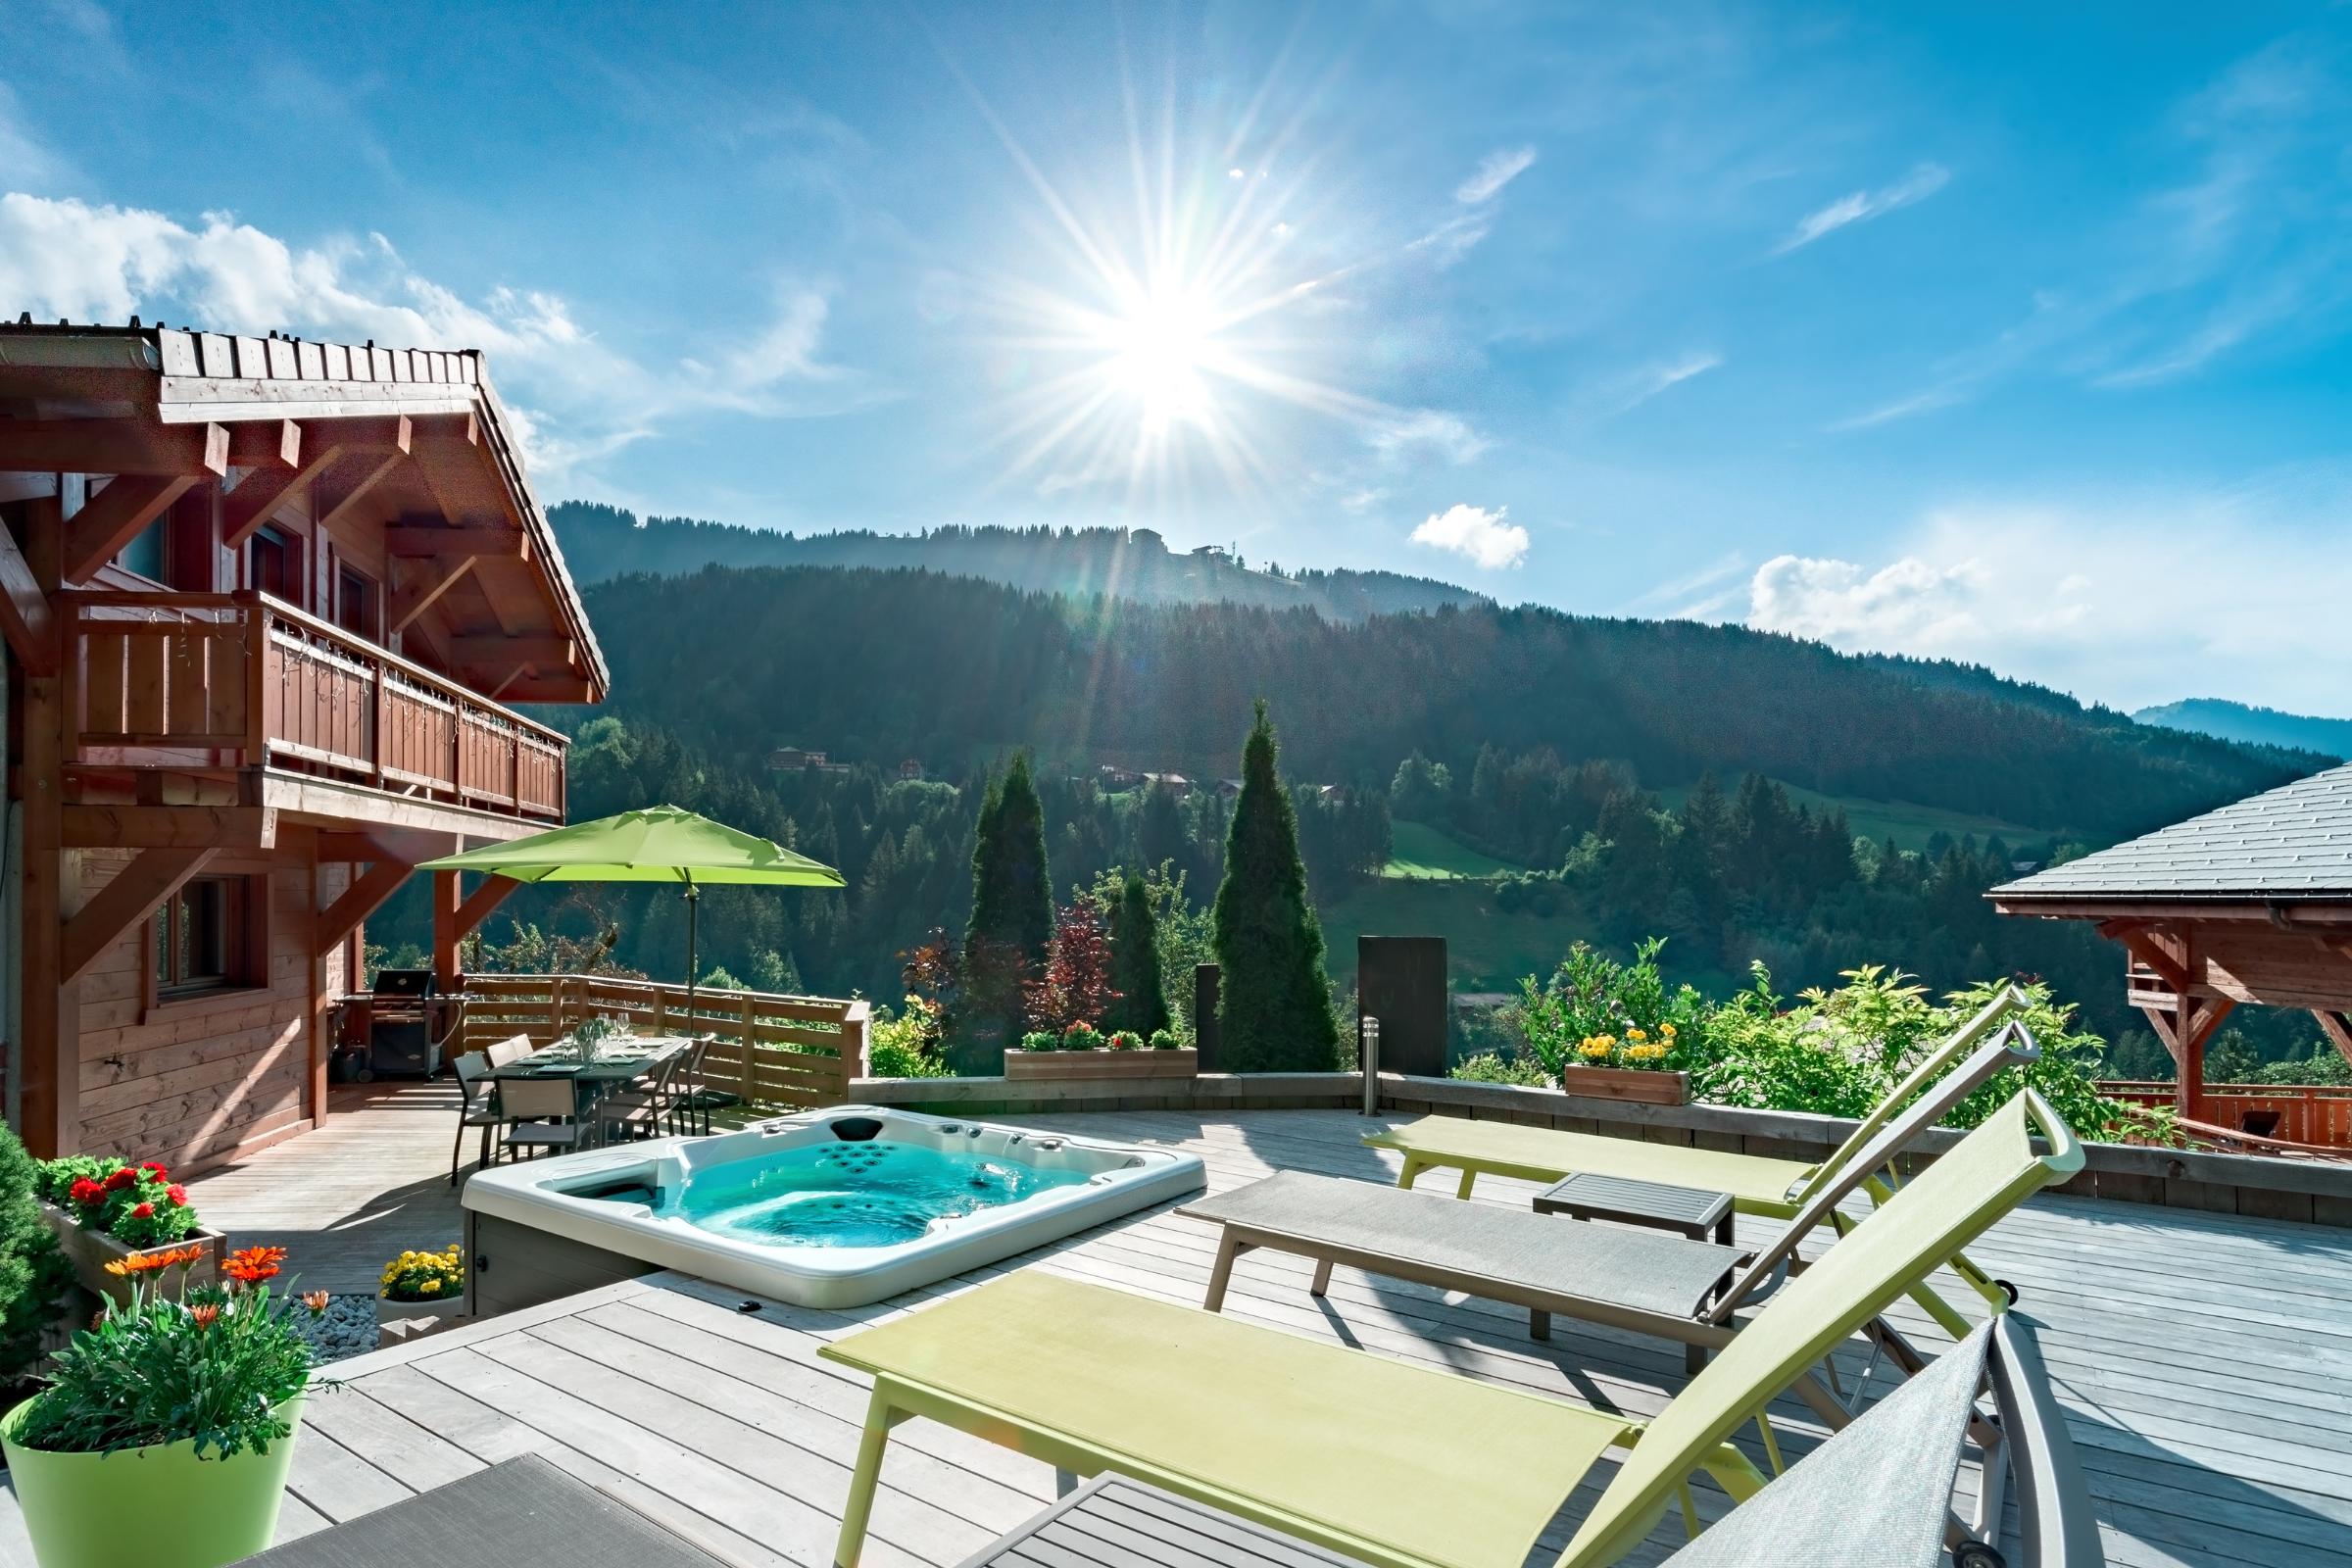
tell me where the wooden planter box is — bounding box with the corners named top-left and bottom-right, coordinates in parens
top-left (38, 1201), bottom-right (225, 1307)
top-left (1004, 1048), bottom-right (1200, 1082)
top-left (1554, 1065), bottom-right (1689, 1106)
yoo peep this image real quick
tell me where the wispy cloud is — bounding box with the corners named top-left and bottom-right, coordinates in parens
top-left (1576, 352), bottom-right (1723, 423)
top-left (1629, 552), bottom-right (1747, 616)
top-left (1411, 503), bottom-right (1530, 569)
top-left (1363, 407), bottom-right (1492, 466)
top-left (1775, 163), bottom-right (1948, 254)
top-left (0, 192), bottom-right (882, 484)
top-left (1455, 145), bottom-right (1538, 206)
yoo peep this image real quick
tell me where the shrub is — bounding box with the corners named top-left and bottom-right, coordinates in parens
top-left (379, 1244), bottom-right (465, 1303)
top-left (1105, 874), bottom-right (1172, 1037)
top-left (867, 999), bottom-right (956, 1078)
top-left (1147, 1028), bottom-right (1182, 1052)
top-left (1518, 937), bottom-right (1706, 1083)
top-left (1016, 1030), bottom-right (1058, 1054)
top-left (0, 1127), bottom-right (72, 1387)
top-left (1104, 1030), bottom-right (1144, 1051)
top-left (15, 1246), bottom-right (323, 1459)
top-left (1212, 702), bottom-right (1343, 1071)
top-left (42, 1156), bottom-right (201, 1248)
top-left (1451, 1053), bottom-right (1552, 1088)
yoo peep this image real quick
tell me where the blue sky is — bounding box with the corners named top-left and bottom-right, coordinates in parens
top-left (4, 2), bottom-right (2347, 714)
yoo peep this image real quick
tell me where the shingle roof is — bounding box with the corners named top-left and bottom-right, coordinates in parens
top-left (1992, 761), bottom-right (2352, 902)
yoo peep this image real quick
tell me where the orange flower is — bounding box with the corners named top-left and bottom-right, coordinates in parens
top-left (223, 1245), bottom-right (287, 1287)
top-left (301, 1291), bottom-right (330, 1315)
top-left (163, 1243), bottom-right (210, 1272)
top-left (188, 1302), bottom-right (221, 1330)
top-left (103, 1251), bottom-right (176, 1278)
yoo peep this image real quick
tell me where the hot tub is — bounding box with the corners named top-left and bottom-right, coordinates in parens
top-left (460, 1104), bottom-right (1204, 1310)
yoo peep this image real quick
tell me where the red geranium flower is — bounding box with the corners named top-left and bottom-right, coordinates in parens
top-left (129, 1201), bottom-right (154, 1219)
top-left (68, 1178), bottom-right (104, 1205)
top-left (167, 1185), bottom-right (188, 1206)
top-left (139, 1161), bottom-right (169, 1179)
top-left (103, 1167), bottom-right (137, 1192)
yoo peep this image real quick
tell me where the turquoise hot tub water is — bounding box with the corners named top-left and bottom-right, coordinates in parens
top-left (666, 1140), bottom-right (1093, 1249)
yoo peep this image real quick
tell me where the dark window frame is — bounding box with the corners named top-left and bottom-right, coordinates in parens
top-left (151, 873), bottom-right (267, 999)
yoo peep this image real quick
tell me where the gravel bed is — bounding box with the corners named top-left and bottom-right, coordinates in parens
top-left (294, 1293), bottom-right (380, 1364)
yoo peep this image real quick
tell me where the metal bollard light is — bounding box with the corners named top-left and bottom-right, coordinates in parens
top-left (1359, 1014), bottom-right (1380, 1115)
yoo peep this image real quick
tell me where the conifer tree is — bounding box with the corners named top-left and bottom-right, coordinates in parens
top-left (1213, 702), bottom-right (1341, 1070)
top-left (965, 752), bottom-right (1054, 965)
top-left (1106, 873), bottom-right (1172, 1037)
top-left (0, 1124), bottom-right (69, 1384)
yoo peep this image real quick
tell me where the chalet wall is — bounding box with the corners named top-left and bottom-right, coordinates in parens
top-left (67, 848), bottom-right (348, 1174)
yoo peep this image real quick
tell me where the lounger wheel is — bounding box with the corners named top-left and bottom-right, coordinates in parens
top-left (1994, 1277), bottom-right (2020, 1305)
top-left (1952, 1541), bottom-right (2007, 1568)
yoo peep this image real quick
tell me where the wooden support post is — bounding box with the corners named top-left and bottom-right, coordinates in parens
top-left (2315, 1010), bottom-right (2352, 1071)
top-left (17, 498), bottom-right (73, 1156)
top-left (60, 847), bottom-right (218, 985)
top-left (451, 874), bottom-right (517, 946)
top-left (317, 859), bottom-right (414, 956)
top-left (0, 521), bottom-right (57, 676)
top-left (430, 869), bottom-right (464, 991)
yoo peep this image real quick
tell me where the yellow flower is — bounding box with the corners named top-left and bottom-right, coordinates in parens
top-left (1627, 1028), bottom-right (1647, 1042)
top-left (1660, 1022), bottom-right (1677, 1038)
top-left (419, 1278), bottom-right (441, 1295)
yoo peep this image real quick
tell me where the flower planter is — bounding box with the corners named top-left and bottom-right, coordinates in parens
top-left (1004, 1048), bottom-right (1200, 1082)
top-left (1555, 1065), bottom-right (1689, 1106)
top-left (0, 1394), bottom-right (304, 1568)
top-left (36, 1201), bottom-right (223, 1308)
top-left (376, 1294), bottom-right (465, 1326)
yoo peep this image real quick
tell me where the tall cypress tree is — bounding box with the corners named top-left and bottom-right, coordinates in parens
top-left (1213, 702), bottom-right (1341, 1070)
top-left (965, 751), bottom-right (1054, 969)
top-left (1106, 873), bottom-right (1171, 1037)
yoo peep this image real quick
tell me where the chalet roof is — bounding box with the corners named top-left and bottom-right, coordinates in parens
top-left (0, 318), bottom-right (607, 694)
top-left (1991, 760), bottom-right (2352, 904)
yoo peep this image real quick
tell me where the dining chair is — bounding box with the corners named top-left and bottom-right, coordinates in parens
top-left (449, 1050), bottom-right (504, 1187)
top-left (598, 1047), bottom-right (685, 1144)
top-left (486, 1034), bottom-right (534, 1069)
top-left (497, 1074), bottom-right (601, 1160)
top-left (666, 1036), bottom-right (738, 1136)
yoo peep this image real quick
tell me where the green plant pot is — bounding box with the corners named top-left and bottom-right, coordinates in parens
top-left (0, 1395), bottom-right (304, 1568)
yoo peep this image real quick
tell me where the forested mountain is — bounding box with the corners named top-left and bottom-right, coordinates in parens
top-left (2134, 698), bottom-right (2352, 761)
top-left (549, 501), bottom-right (1483, 621)
top-left (560, 564), bottom-right (2308, 845)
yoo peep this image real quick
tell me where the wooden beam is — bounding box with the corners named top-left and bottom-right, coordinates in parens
top-left (387, 553), bottom-right (478, 635)
top-left (60, 847), bottom-right (217, 985)
top-left (453, 635), bottom-right (574, 668)
top-left (223, 440), bottom-right (345, 546)
top-left (430, 869), bottom-right (464, 989)
top-left (2317, 1010), bottom-right (2352, 1070)
top-left (2105, 923), bottom-right (2190, 995)
top-left (384, 524), bottom-right (527, 560)
top-left (60, 805), bottom-right (277, 849)
top-left (315, 828), bottom-right (456, 864)
top-left (453, 874), bottom-right (519, 944)
top-left (18, 497), bottom-right (74, 1156)
top-left (0, 518), bottom-right (56, 675)
top-left (0, 418), bottom-right (228, 477)
top-left (314, 429), bottom-right (412, 538)
top-left (225, 419), bottom-right (302, 469)
top-left (316, 858), bottom-right (414, 956)
top-left (62, 474), bottom-right (201, 583)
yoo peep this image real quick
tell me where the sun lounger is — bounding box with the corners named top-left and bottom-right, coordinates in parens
top-left (1362, 985), bottom-right (2032, 1335)
top-left (950, 1310), bottom-right (2098, 1568)
top-left (821, 1088), bottom-right (2082, 1568)
top-left (1180, 1021), bottom-right (2040, 1403)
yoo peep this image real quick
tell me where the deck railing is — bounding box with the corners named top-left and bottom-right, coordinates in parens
top-left (2101, 1079), bottom-right (2352, 1149)
top-left (458, 972), bottom-right (869, 1114)
top-left (64, 590), bottom-right (565, 821)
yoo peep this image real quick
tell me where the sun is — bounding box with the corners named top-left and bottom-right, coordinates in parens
top-left (1096, 278), bottom-right (1224, 432)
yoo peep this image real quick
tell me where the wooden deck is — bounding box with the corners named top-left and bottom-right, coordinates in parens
top-left (13, 1104), bottom-right (2352, 1568)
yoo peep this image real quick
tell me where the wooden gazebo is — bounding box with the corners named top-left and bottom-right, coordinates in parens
top-left (1991, 761), bottom-right (2352, 1135)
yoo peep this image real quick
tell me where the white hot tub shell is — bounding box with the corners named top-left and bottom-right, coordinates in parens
top-left (461, 1104), bottom-right (1205, 1309)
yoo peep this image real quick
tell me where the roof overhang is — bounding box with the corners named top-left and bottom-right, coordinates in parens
top-left (1989, 893), bottom-right (2352, 923)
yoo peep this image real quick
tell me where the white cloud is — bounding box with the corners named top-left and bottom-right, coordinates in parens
top-left (1576, 352), bottom-right (1723, 423)
top-left (1775, 163), bottom-right (1948, 254)
top-left (1456, 146), bottom-right (1538, 205)
top-left (1364, 408), bottom-right (1491, 467)
top-left (1406, 214), bottom-right (1492, 270)
top-left (1410, 503), bottom-right (1530, 569)
top-left (1738, 482), bottom-right (2352, 711)
top-left (0, 191), bottom-right (877, 485)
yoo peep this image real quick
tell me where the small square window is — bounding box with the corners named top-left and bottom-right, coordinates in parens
top-left (154, 876), bottom-right (257, 996)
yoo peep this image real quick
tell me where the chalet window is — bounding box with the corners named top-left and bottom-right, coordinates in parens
top-left (336, 564), bottom-right (378, 640)
top-left (153, 875), bottom-right (258, 996)
top-left (117, 517), bottom-right (167, 581)
top-left (249, 524), bottom-right (297, 603)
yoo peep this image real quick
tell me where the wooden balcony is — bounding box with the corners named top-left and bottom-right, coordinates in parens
top-left (63, 590), bottom-right (565, 830)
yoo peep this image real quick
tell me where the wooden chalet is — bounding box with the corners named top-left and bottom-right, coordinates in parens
top-left (1991, 760), bottom-right (2352, 1141)
top-left (1, 318), bottom-right (607, 1171)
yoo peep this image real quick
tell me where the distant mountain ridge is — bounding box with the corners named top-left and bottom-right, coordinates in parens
top-left (2133, 699), bottom-right (2352, 762)
top-left (548, 501), bottom-right (1485, 621)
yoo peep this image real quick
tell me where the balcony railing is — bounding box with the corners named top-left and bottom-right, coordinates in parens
top-left (65, 590), bottom-right (566, 822)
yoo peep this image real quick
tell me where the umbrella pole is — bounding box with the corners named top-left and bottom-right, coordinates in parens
top-left (683, 881), bottom-right (699, 1030)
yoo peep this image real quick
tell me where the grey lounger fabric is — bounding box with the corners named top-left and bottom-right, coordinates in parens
top-left (234, 1453), bottom-right (732, 1568)
top-left (1182, 1169), bottom-right (1747, 1319)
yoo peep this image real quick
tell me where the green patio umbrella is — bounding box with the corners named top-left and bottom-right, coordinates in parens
top-left (415, 804), bottom-right (844, 1016)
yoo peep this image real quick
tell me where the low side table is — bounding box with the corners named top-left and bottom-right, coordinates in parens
top-left (1532, 1172), bottom-right (1737, 1369)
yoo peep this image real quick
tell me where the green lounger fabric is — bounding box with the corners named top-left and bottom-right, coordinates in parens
top-left (1366, 1115), bottom-right (1818, 1205)
top-left (822, 1269), bottom-right (1632, 1568)
top-left (1183, 1170), bottom-right (1747, 1319)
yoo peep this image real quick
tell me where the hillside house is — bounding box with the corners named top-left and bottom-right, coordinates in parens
top-left (0, 319), bottom-right (606, 1171)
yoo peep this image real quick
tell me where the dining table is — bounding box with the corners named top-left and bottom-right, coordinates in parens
top-left (488, 1034), bottom-right (700, 1088)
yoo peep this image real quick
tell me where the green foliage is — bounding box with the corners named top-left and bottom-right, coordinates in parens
top-left (1213, 703), bottom-right (1343, 1072)
top-left (1147, 1028), bottom-right (1182, 1051)
top-left (2251, 1048), bottom-right (2352, 1087)
top-left (1451, 1053), bottom-right (1553, 1088)
top-left (19, 1260), bottom-right (318, 1459)
top-left (1059, 1021), bottom-right (1102, 1052)
top-left (0, 1127), bottom-right (71, 1387)
top-left (1517, 938), bottom-right (1707, 1082)
top-left (41, 1156), bottom-right (200, 1248)
top-left (1104, 1030), bottom-right (1144, 1051)
top-left (1016, 1031), bottom-right (1058, 1053)
top-left (1106, 874), bottom-right (1172, 1036)
top-left (31, 1155), bottom-right (110, 1207)
top-left (1082, 863), bottom-right (1211, 1046)
top-left (868, 1001), bottom-right (956, 1078)
top-left (967, 753), bottom-right (1054, 966)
